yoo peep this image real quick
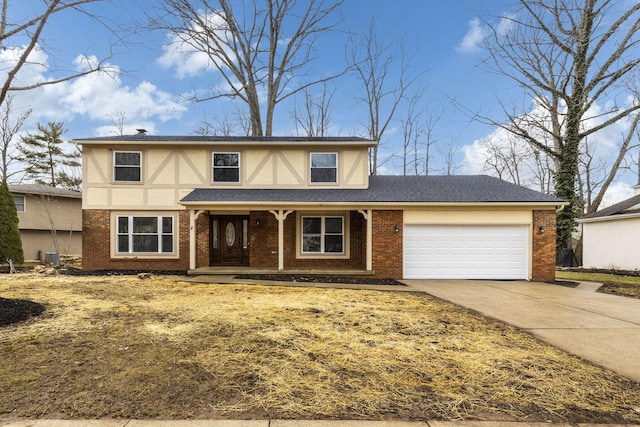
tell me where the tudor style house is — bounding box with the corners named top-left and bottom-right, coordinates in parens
top-left (75, 133), bottom-right (563, 281)
top-left (9, 183), bottom-right (82, 262)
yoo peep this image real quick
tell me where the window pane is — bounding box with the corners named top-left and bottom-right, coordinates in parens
top-left (324, 235), bottom-right (343, 253)
top-left (325, 217), bottom-right (343, 234)
top-left (133, 217), bottom-right (158, 233)
top-left (13, 196), bottom-right (25, 212)
top-left (162, 235), bottom-right (173, 253)
top-left (303, 217), bottom-right (321, 234)
top-left (118, 217), bottom-right (128, 233)
top-left (133, 235), bottom-right (158, 252)
top-left (114, 166), bottom-right (141, 182)
top-left (162, 217), bottom-right (173, 233)
top-left (115, 152), bottom-right (140, 166)
top-left (117, 235), bottom-right (129, 252)
top-left (311, 153), bottom-right (336, 168)
top-left (303, 236), bottom-right (321, 252)
top-left (214, 153), bottom-right (238, 166)
top-left (311, 168), bottom-right (336, 183)
top-left (212, 219), bottom-right (218, 249)
top-left (213, 168), bottom-right (239, 182)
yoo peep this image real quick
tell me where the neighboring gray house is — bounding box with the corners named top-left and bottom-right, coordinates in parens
top-left (9, 184), bottom-right (82, 262)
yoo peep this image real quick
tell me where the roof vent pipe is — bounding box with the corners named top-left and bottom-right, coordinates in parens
top-left (136, 128), bottom-right (147, 135)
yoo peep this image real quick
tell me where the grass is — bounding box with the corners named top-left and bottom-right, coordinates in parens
top-left (1, 273), bottom-right (640, 422)
top-left (556, 270), bottom-right (640, 286)
top-left (556, 270), bottom-right (640, 298)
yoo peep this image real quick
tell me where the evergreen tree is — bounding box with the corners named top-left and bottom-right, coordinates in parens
top-left (0, 180), bottom-right (24, 265)
top-left (18, 122), bottom-right (80, 188)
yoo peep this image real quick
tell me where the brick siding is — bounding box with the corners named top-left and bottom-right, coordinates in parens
top-left (195, 212), bottom-right (210, 268)
top-left (82, 209), bottom-right (190, 271)
top-left (371, 210), bottom-right (403, 279)
top-left (532, 209), bottom-right (557, 281)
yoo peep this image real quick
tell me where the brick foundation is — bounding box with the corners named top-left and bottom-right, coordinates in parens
top-left (82, 209), bottom-right (190, 271)
top-left (532, 209), bottom-right (557, 281)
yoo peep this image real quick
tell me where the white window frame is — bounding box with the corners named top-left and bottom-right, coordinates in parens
top-left (212, 152), bottom-right (241, 183)
top-left (114, 214), bottom-right (176, 256)
top-left (310, 152), bottom-right (338, 184)
top-left (13, 195), bottom-right (25, 212)
top-left (297, 213), bottom-right (349, 259)
top-left (113, 151), bottom-right (142, 183)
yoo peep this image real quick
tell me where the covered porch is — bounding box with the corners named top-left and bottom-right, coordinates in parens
top-left (185, 206), bottom-right (375, 275)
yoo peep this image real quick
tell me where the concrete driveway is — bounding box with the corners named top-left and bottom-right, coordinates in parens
top-left (403, 279), bottom-right (640, 383)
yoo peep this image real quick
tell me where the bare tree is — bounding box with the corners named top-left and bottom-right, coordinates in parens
top-left (399, 92), bottom-right (425, 175)
top-left (291, 82), bottom-right (335, 137)
top-left (0, 95), bottom-right (31, 182)
top-left (108, 111), bottom-right (129, 136)
top-left (348, 18), bottom-right (423, 175)
top-left (440, 140), bottom-right (462, 176)
top-left (0, 0), bottom-right (114, 110)
top-left (195, 109), bottom-right (251, 136)
top-left (480, 0), bottom-right (640, 250)
top-left (153, 0), bottom-right (344, 137)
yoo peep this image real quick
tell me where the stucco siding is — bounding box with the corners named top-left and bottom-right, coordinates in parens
top-left (583, 217), bottom-right (640, 270)
top-left (82, 144), bottom-right (371, 210)
top-left (404, 208), bottom-right (533, 225)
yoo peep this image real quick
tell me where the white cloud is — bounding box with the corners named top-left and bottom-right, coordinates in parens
top-left (157, 11), bottom-right (234, 79)
top-left (456, 13), bottom-right (516, 54)
top-left (2, 45), bottom-right (187, 135)
top-left (456, 18), bottom-right (487, 54)
top-left (461, 98), bottom-right (639, 203)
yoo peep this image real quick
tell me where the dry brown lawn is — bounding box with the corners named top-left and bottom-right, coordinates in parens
top-left (1, 273), bottom-right (640, 423)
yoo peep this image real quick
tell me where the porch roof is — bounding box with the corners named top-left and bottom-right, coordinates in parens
top-left (180, 175), bottom-right (563, 206)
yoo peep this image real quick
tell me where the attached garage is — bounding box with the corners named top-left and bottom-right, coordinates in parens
top-left (403, 224), bottom-right (529, 279)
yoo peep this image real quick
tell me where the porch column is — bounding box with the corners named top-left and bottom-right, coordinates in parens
top-left (269, 209), bottom-right (294, 270)
top-left (189, 209), bottom-right (204, 270)
top-left (358, 209), bottom-right (373, 272)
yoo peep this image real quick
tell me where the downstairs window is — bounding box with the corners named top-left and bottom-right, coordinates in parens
top-left (116, 215), bottom-right (174, 254)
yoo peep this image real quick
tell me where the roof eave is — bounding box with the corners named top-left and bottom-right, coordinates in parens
top-left (75, 139), bottom-right (378, 147)
top-left (578, 211), bottom-right (640, 223)
top-left (179, 200), bottom-right (563, 209)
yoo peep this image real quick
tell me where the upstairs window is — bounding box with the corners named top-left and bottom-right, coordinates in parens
top-left (114, 151), bottom-right (142, 182)
top-left (310, 153), bottom-right (337, 183)
top-left (302, 216), bottom-right (344, 254)
top-left (213, 152), bottom-right (240, 183)
top-left (13, 195), bottom-right (25, 212)
top-left (116, 215), bottom-right (174, 254)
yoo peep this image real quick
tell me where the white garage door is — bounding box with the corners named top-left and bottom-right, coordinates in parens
top-left (403, 225), bottom-right (529, 279)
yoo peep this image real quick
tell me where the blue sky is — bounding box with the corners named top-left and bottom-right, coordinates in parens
top-left (7, 0), bottom-right (640, 203)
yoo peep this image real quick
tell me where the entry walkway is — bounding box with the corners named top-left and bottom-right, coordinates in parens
top-left (403, 279), bottom-right (640, 383)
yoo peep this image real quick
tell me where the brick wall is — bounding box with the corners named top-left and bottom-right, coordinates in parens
top-left (281, 211), bottom-right (365, 271)
top-left (82, 209), bottom-right (190, 271)
top-left (532, 209), bottom-right (556, 281)
top-left (249, 211), bottom-right (279, 268)
top-left (371, 210), bottom-right (403, 279)
top-left (195, 213), bottom-right (209, 268)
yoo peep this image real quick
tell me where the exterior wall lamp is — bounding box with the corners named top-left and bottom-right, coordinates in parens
top-left (255, 218), bottom-right (261, 227)
top-left (394, 224), bottom-right (399, 233)
top-left (538, 226), bottom-right (545, 233)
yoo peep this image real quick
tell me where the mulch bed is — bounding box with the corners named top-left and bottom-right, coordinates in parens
top-left (0, 297), bottom-right (45, 327)
top-left (598, 282), bottom-right (640, 299)
top-left (235, 274), bottom-right (406, 286)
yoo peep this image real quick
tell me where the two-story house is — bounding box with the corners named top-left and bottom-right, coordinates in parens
top-left (9, 183), bottom-right (82, 262)
top-left (75, 133), bottom-right (563, 280)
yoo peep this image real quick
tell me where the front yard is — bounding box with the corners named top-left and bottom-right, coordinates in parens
top-left (1, 273), bottom-right (640, 422)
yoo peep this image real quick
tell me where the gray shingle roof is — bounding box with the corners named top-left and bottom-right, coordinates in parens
top-left (74, 134), bottom-right (373, 144)
top-left (581, 194), bottom-right (640, 220)
top-left (180, 175), bottom-right (563, 204)
top-left (8, 183), bottom-right (81, 198)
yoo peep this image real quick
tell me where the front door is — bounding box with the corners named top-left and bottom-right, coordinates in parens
top-left (210, 215), bottom-right (249, 266)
